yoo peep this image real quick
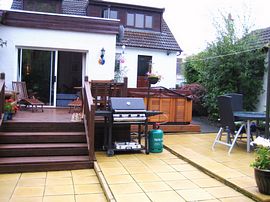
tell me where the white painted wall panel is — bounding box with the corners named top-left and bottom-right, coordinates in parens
top-left (116, 47), bottom-right (177, 88)
top-left (0, 25), bottom-right (116, 89)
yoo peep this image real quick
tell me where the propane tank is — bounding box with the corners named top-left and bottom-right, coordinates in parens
top-left (149, 123), bottom-right (164, 153)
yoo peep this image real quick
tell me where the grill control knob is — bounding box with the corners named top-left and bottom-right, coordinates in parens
top-left (137, 114), bottom-right (140, 117)
top-left (128, 114), bottom-right (131, 117)
top-left (119, 114), bottom-right (122, 117)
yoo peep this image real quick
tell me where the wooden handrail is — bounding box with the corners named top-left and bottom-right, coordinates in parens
top-left (82, 77), bottom-right (95, 161)
top-left (0, 73), bottom-right (5, 124)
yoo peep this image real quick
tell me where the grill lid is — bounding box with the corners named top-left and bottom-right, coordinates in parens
top-left (110, 97), bottom-right (146, 111)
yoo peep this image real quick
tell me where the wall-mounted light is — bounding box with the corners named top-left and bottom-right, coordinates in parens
top-left (98, 48), bottom-right (106, 65)
top-left (166, 50), bottom-right (171, 56)
top-left (0, 38), bottom-right (7, 47)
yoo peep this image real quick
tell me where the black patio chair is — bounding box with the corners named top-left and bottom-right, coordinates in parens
top-left (212, 95), bottom-right (245, 154)
top-left (225, 93), bottom-right (243, 112)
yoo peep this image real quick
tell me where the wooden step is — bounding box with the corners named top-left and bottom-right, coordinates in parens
top-left (0, 122), bottom-right (84, 132)
top-left (0, 143), bottom-right (88, 157)
top-left (0, 156), bottom-right (93, 173)
top-left (0, 132), bottom-right (86, 143)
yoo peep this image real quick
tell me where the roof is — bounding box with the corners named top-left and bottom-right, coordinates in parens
top-left (11, 0), bottom-right (181, 52)
top-left (94, 0), bottom-right (165, 9)
top-left (246, 27), bottom-right (270, 49)
top-left (117, 19), bottom-right (182, 52)
top-left (11, 0), bottom-right (89, 15)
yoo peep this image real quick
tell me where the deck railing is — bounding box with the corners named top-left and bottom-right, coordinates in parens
top-left (0, 73), bottom-right (5, 124)
top-left (82, 76), bottom-right (96, 161)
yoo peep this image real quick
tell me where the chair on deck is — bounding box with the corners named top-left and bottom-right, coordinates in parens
top-left (212, 95), bottom-right (245, 154)
top-left (12, 81), bottom-right (44, 112)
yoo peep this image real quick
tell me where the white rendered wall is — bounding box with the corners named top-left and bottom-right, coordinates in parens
top-left (0, 25), bottom-right (116, 89)
top-left (256, 56), bottom-right (268, 112)
top-left (116, 46), bottom-right (177, 88)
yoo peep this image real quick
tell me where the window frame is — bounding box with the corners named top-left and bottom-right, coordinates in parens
top-left (126, 12), bottom-right (153, 29)
top-left (103, 8), bottom-right (118, 19)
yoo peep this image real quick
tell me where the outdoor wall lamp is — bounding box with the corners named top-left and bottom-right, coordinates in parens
top-left (99, 47), bottom-right (105, 65)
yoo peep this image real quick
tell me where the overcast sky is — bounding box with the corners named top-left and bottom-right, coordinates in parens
top-left (1, 0), bottom-right (270, 56)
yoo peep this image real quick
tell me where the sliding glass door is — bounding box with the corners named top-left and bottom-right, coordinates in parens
top-left (18, 49), bottom-right (83, 106)
top-left (18, 49), bottom-right (56, 105)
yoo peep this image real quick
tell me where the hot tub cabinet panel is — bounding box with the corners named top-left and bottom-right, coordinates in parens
top-left (146, 97), bottom-right (192, 123)
top-left (128, 88), bottom-right (192, 124)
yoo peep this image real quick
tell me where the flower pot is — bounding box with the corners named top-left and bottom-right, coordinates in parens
top-left (254, 168), bottom-right (270, 195)
top-left (148, 77), bottom-right (159, 84)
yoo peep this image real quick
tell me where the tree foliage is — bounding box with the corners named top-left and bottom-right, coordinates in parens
top-left (184, 12), bottom-right (266, 120)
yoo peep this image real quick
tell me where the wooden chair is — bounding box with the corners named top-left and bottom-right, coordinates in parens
top-left (12, 81), bottom-right (44, 112)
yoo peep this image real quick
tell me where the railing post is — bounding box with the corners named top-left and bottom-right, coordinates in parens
top-left (123, 77), bottom-right (128, 96)
top-left (0, 73), bottom-right (5, 121)
top-left (84, 76), bottom-right (88, 82)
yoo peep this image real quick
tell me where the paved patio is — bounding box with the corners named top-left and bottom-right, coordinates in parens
top-left (1, 133), bottom-right (270, 202)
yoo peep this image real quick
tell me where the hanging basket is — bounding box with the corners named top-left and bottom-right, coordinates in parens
top-left (148, 77), bottom-right (159, 84)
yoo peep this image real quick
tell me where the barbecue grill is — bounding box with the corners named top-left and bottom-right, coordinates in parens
top-left (97, 97), bottom-right (161, 156)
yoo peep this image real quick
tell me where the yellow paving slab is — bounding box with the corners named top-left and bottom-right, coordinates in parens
top-left (164, 133), bottom-right (268, 201)
top-left (0, 169), bottom-right (107, 202)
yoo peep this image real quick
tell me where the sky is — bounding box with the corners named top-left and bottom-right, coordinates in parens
top-left (1, 0), bottom-right (270, 56)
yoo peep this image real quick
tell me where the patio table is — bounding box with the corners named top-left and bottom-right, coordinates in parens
top-left (233, 111), bottom-right (266, 152)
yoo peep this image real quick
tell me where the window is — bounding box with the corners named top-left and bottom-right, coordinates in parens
top-left (145, 16), bottom-right (153, 28)
top-left (103, 9), bottom-right (118, 19)
top-left (126, 13), bottom-right (153, 29)
top-left (135, 14), bottom-right (144, 28)
top-left (24, 0), bottom-right (60, 13)
top-left (127, 13), bottom-right (134, 26)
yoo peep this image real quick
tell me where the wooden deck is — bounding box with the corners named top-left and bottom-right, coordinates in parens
top-left (6, 108), bottom-right (200, 132)
top-left (7, 108), bottom-right (74, 123)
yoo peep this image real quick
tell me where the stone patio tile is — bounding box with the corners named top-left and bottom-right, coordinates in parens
top-left (13, 186), bottom-right (44, 197)
top-left (114, 193), bottom-right (151, 202)
top-left (44, 185), bottom-right (74, 195)
top-left (9, 196), bottom-right (43, 202)
top-left (180, 170), bottom-right (210, 179)
top-left (204, 186), bottom-right (242, 198)
top-left (165, 179), bottom-right (199, 190)
top-left (176, 188), bottom-right (215, 201)
top-left (43, 195), bottom-right (75, 202)
top-left (156, 172), bottom-right (186, 181)
top-left (105, 174), bottom-right (135, 184)
top-left (74, 184), bottom-right (103, 194)
top-left (138, 181), bottom-right (172, 192)
top-left (109, 182), bottom-right (143, 195)
top-left (146, 190), bottom-right (185, 202)
top-left (131, 173), bottom-right (161, 182)
top-left (75, 193), bottom-right (107, 202)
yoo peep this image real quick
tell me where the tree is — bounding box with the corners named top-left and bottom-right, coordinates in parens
top-left (184, 12), bottom-right (265, 120)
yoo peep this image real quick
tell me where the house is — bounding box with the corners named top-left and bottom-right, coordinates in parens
top-left (0, 0), bottom-right (181, 107)
top-left (247, 26), bottom-right (270, 112)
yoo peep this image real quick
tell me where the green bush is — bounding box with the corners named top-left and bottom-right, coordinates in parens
top-left (184, 12), bottom-right (265, 120)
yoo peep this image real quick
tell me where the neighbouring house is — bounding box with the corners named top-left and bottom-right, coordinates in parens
top-left (0, 0), bottom-right (181, 107)
top-left (248, 26), bottom-right (270, 112)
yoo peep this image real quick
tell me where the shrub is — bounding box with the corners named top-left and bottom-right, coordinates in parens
top-left (179, 83), bottom-right (207, 116)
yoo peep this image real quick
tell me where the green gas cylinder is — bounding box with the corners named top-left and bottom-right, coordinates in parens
top-left (149, 124), bottom-right (163, 153)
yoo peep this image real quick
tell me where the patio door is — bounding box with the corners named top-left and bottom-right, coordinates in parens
top-left (18, 49), bottom-right (83, 106)
top-left (18, 49), bottom-right (56, 106)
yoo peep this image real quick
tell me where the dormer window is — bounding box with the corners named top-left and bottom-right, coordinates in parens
top-left (103, 8), bottom-right (118, 19)
top-left (127, 13), bottom-right (153, 29)
top-left (23, 0), bottom-right (62, 13)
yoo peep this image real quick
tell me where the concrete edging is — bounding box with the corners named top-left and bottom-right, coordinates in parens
top-left (94, 161), bottom-right (116, 202)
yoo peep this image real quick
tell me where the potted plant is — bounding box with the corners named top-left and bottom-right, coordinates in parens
top-left (251, 145), bottom-right (270, 195)
top-left (4, 98), bottom-right (18, 120)
top-left (146, 72), bottom-right (161, 84)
